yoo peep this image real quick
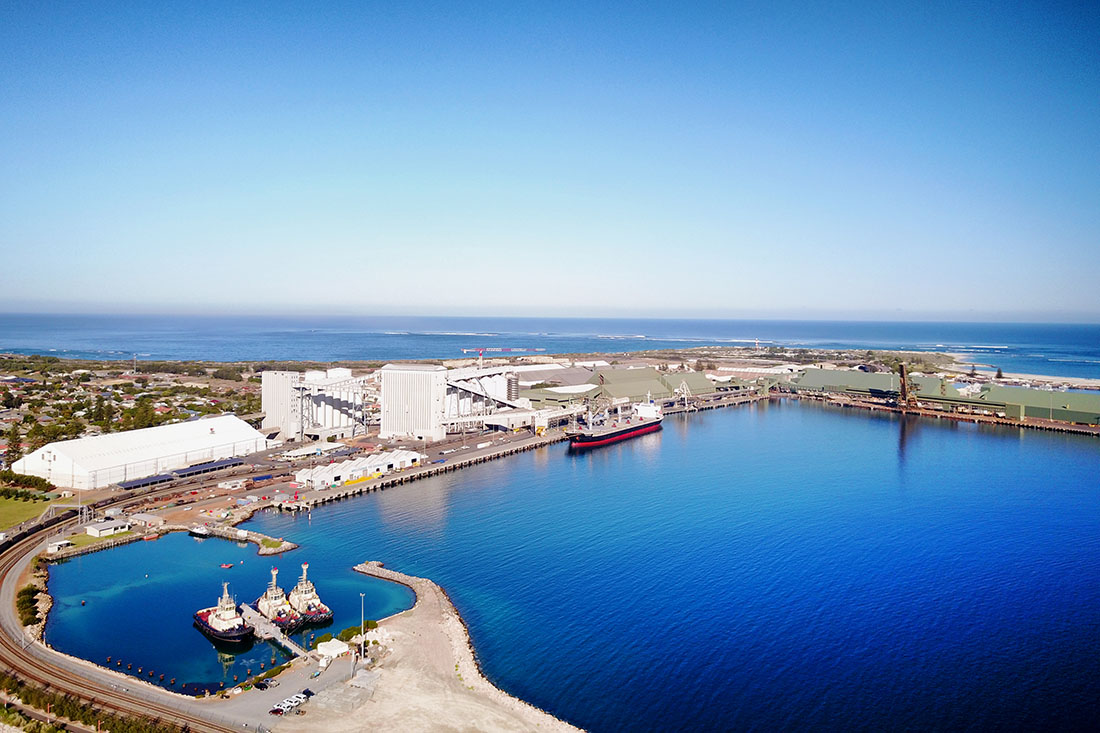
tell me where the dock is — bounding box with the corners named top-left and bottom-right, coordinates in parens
top-left (280, 393), bottom-right (770, 512)
top-left (239, 604), bottom-right (309, 657)
top-left (285, 431), bottom-right (570, 511)
top-left (781, 392), bottom-right (1100, 437)
top-left (662, 391), bottom-right (767, 415)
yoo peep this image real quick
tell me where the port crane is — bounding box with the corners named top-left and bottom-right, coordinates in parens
top-left (461, 347), bottom-right (546, 368)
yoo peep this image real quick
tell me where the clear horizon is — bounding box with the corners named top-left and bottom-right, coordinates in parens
top-left (3, 309), bottom-right (1100, 327)
top-left (2, 3), bottom-right (1098, 319)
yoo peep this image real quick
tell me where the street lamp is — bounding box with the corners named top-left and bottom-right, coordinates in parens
top-left (360, 593), bottom-right (365, 661)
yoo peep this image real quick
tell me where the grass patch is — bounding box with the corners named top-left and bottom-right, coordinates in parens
top-left (0, 496), bottom-right (60, 531)
top-left (67, 531), bottom-right (135, 548)
top-left (260, 538), bottom-right (282, 549)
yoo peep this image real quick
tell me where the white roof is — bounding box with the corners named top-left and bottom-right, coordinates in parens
top-left (297, 450), bottom-right (425, 485)
top-left (381, 363), bottom-right (446, 372)
top-left (317, 639), bottom-right (350, 657)
top-left (87, 519), bottom-right (130, 531)
top-left (545, 384), bottom-right (599, 394)
top-left (281, 442), bottom-right (345, 458)
top-left (15, 415), bottom-right (264, 475)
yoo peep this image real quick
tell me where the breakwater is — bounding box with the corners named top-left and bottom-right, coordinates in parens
top-left (348, 561), bottom-right (582, 732)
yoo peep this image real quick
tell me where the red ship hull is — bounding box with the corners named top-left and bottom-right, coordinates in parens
top-left (568, 421), bottom-right (662, 448)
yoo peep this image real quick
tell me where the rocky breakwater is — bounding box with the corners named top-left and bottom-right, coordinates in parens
top-left (274, 560), bottom-right (582, 732)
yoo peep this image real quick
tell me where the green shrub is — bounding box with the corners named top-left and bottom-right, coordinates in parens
top-left (0, 470), bottom-right (54, 491)
top-left (336, 625), bottom-right (362, 642)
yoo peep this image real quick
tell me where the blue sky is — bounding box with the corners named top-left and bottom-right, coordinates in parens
top-left (1, 1), bottom-right (1098, 321)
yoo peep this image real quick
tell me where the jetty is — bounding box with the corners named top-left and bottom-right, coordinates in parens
top-left (239, 604), bottom-right (308, 657)
top-left (166, 523), bottom-right (297, 554)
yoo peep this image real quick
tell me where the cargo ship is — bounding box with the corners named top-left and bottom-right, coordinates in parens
top-left (254, 567), bottom-right (302, 632)
top-left (194, 583), bottom-right (253, 643)
top-left (567, 401), bottom-right (663, 448)
top-left (287, 562), bottom-right (333, 626)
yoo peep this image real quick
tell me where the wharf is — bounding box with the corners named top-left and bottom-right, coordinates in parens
top-left (282, 393), bottom-right (769, 512)
top-left (286, 431), bottom-right (569, 511)
top-left (782, 392), bottom-right (1100, 437)
top-left (239, 605), bottom-right (308, 658)
top-left (663, 391), bottom-right (767, 415)
top-left (167, 524), bottom-right (298, 555)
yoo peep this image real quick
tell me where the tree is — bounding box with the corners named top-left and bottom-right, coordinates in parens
top-left (212, 367), bottom-right (242, 382)
top-left (26, 422), bottom-right (46, 452)
top-left (969, 365), bottom-right (977, 377)
top-left (995, 367), bottom-right (1004, 379)
top-left (101, 400), bottom-right (116, 432)
top-left (1, 389), bottom-right (20, 409)
top-left (4, 423), bottom-right (20, 466)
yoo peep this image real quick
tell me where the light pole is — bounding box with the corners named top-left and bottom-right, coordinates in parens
top-left (359, 593), bottom-right (365, 661)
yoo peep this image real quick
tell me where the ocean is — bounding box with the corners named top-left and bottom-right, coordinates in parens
top-left (44, 403), bottom-right (1100, 730)
top-left (2, 313), bottom-right (1100, 379)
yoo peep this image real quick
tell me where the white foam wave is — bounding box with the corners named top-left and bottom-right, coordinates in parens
top-left (423, 332), bottom-right (499, 337)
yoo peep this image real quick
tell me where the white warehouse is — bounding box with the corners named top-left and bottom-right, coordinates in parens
top-left (294, 449), bottom-right (426, 490)
top-left (12, 415), bottom-right (270, 490)
top-left (262, 368), bottom-right (372, 441)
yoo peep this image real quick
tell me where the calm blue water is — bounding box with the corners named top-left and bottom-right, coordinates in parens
top-left (44, 533), bottom-right (414, 694)
top-left (2, 313), bottom-right (1100, 379)
top-left (45, 403), bottom-right (1100, 729)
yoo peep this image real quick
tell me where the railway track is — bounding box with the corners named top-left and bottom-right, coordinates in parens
top-left (0, 481), bottom-right (263, 733)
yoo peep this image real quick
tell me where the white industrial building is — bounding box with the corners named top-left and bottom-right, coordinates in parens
top-left (85, 519), bottom-right (131, 538)
top-left (262, 368), bottom-right (373, 442)
top-left (12, 415), bottom-right (270, 490)
top-left (379, 363), bottom-right (533, 442)
top-left (294, 449), bottom-right (426, 490)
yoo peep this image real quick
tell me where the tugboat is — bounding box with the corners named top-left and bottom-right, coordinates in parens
top-left (254, 567), bottom-right (301, 632)
top-left (287, 563), bottom-right (333, 626)
top-left (193, 583), bottom-right (253, 643)
top-left (567, 400), bottom-right (663, 449)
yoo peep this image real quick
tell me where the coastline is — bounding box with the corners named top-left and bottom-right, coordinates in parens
top-left (271, 561), bottom-right (583, 732)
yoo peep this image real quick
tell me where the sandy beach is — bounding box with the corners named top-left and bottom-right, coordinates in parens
top-left (272, 561), bottom-right (582, 733)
